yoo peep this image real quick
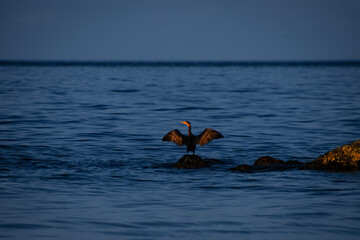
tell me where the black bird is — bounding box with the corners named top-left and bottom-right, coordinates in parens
top-left (162, 121), bottom-right (224, 154)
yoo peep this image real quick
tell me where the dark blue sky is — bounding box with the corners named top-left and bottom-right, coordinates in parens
top-left (1, 0), bottom-right (360, 61)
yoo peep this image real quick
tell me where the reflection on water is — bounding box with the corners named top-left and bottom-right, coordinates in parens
top-left (0, 62), bottom-right (360, 239)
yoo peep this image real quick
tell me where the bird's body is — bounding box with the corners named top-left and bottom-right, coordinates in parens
top-left (162, 121), bottom-right (223, 154)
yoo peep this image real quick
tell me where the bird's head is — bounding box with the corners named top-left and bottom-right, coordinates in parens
top-left (180, 121), bottom-right (191, 127)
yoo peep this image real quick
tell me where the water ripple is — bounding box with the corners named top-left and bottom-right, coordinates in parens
top-left (0, 64), bottom-right (360, 240)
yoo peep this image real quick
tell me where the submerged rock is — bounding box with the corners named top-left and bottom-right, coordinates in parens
top-left (229, 164), bottom-right (253, 173)
top-left (230, 156), bottom-right (303, 173)
top-left (174, 155), bottom-right (224, 169)
top-left (253, 156), bottom-right (284, 165)
top-left (303, 140), bottom-right (360, 170)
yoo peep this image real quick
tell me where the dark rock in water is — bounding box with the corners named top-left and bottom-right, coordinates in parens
top-left (253, 156), bottom-right (284, 165)
top-left (175, 140), bottom-right (360, 171)
top-left (230, 156), bottom-right (303, 173)
top-left (229, 164), bottom-right (253, 173)
top-left (254, 156), bottom-right (302, 167)
top-left (174, 155), bottom-right (210, 169)
top-left (303, 140), bottom-right (360, 170)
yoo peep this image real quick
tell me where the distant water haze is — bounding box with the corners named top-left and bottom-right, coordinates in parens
top-left (0, 0), bottom-right (360, 61)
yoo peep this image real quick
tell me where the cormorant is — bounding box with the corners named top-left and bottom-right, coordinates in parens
top-left (162, 121), bottom-right (224, 154)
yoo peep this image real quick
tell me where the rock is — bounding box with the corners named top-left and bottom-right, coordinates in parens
top-left (303, 140), bottom-right (360, 170)
top-left (230, 156), bottom-right (303, 172)
top-left (229, 164), bottom-right (253, 173)
top-left (174, 155), bottom-right (210, 169)
top-left (254, 156), bottom-right (302, 167)
top-left (253, 156), bottom-right (284, 165)
top-left (174, 140), bottom-right (360, 171)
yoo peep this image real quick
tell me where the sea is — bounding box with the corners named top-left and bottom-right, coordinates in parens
top-left (0, 61), bottom-right (360, 240)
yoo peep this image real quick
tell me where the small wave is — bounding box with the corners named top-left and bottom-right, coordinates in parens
top-left (176, 106), bottom-right (222, 111)
top-left (111, 89), bottom-right (139, 93)
top-left (85, 220), bottom-right (141, 229)
top-left (228, 89), bottom-right (258, 93)
top-left (0, 223), bottom-right (53, 230)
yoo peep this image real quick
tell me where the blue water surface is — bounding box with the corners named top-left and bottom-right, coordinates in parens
top-left (0, 62), bottom-right (360, 240)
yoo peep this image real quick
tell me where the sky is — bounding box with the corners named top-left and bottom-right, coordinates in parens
top-left (0, 0), bottom-right (360, 61)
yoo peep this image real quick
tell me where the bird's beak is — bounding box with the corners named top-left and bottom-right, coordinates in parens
top-left (180, 121), bottom-right (185, 124)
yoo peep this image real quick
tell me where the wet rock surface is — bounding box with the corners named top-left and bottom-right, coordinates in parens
top-left (174, 155), bottom-right (224, 169)
top-left (303, 140), bottom-right (360, 171)
top-left (230, 156), bottom-right (303, 173)
top-left (229, 164), bottom-right (254, 173)
top-left (253, 156), bottom-right (285, 166)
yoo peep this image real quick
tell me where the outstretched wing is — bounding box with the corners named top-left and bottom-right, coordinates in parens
top-left (196, 128), bottom-right (224, 146)
top-left (162, 129), bottom-right (185, 146)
